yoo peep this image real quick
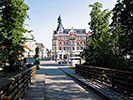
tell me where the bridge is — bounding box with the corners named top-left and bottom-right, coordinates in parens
top-left (0, 60), bottom-right (132, 100)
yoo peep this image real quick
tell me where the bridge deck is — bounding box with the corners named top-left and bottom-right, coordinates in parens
top-left (59, 66), bottom-right (130, 100)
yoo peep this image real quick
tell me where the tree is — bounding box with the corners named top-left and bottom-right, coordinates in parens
top-left (111, 0), bottom-right (133, 69)
top-left (82, 2), bottom-right (112, 67)
top-left (0, 0), bottom-right (29, 71)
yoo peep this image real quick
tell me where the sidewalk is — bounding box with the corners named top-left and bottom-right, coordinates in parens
top-left (59, 66), bottom-right (130, 100)
top-left (21, 65), bottom-right (45, 100)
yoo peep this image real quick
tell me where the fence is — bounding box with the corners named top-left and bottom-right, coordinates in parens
top-left (0, 66), bottom-right (36, 100)
top-left (75, 64), bottom-right (133, 98)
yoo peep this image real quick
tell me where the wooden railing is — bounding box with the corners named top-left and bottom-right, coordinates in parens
top-left (75, 65), bottom-right (133, 98)
top-left (0, 66), bottom-right (36, 100)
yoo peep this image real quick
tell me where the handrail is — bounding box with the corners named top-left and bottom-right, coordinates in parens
top-left (0, 66), bottom-right (36, 100)
top-left (75, 64), bottom-right (133, 98)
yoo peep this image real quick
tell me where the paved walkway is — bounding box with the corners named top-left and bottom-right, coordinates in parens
top-left (45, 61), bottom-right (102, 100)
top-left (21, 63), bottom-right (45, 100)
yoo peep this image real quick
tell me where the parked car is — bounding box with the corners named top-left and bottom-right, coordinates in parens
top-left (58, 60), bottom-right (67, 64)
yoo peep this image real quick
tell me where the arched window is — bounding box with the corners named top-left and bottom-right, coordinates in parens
top-left (73, 47), bottom-right (75, 50)
top-left (71, 36), bottom-right (75, 39)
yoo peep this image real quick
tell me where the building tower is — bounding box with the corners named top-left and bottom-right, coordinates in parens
top-left (56, 15), bottom-right (64, 33)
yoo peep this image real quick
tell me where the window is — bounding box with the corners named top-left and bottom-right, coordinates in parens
top-left (60, 36), bottom-right (62, 40)
top-left (80, 36), bottom-right (82, 39)
top-left (64, 36), bottom-right (65, 40)
top-left (72, 41), bottom-right (74, 45)
top-left (70, 47), bottom-right (71, 50)
top-left (66, 42), bottom-right (69, 45)
top-left (73, 47), bottom-right (75, 50)
top-left (64, 47), bottom-right (65, 50)
top-left (77, 47), bottom-right (79, 50)
top-left (59, 55), bottom-right (62, 59)
top-left (71, 36), bottom-right (75, 39)
top-left (64, 42), bottom-right (65, 45)
top-left (77, 36), bottom-right (79, 40)
top-left (67, 36), bottom-right (69, 40)
top-left (60, 42), bottom-right (61, 45)
top-left (59, 47), bottom-right (61, 50)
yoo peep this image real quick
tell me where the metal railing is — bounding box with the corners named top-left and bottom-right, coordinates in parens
top-left (75, 65), bottom-right (133, 98)
top-left (0, 66), bottom-right (36, 100)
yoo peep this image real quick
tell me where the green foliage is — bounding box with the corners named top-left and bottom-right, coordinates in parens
top-left (82, 1), bottom-right (133, 70)
top-left (34, 59), bottom-right (40, 70)
top-left (110, 0), bottom-right (133, 69)
top-left (82, 2), bottom-right (112, 67)
top-left (34, 59), bottom-right (40, 65)
top-left (0, 0), bottom-right (29, 71)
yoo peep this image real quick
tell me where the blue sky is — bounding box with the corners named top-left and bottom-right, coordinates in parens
top-left (24, 0), bottom-right (117, 49)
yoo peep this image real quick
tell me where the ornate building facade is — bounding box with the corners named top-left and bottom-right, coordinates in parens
top-left (52, 16), bottom-right (89, 60)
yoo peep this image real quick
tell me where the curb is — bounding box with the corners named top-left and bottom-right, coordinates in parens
top-left (59, 67), bottom-right (111, 100)
top-left (44, 68), bottom-right (46, 100)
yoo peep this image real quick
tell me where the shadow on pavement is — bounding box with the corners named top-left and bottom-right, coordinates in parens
top-left (39, 64), bottom-right (67, 67)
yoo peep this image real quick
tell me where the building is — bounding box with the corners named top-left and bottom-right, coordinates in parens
top-left (21, 44), bottom-right (32, 58)
top-left (35, 43), bottom-right (47, 59)
top-left (52, 16), bottom-right (89, 60)
top-left (23, 32), bottom-right (36, 57)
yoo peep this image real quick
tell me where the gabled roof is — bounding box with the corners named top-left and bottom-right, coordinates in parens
top-left (86, 31), bottom-right (93, 35)
top-left (21, 44), bottom-right (31, 51)
top-left (36, 43), bottom-right (46, 48)
top-left (56, 15), bottom-right (64, 32)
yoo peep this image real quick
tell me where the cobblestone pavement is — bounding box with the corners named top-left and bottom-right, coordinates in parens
top-left (44, 60), bottom-right (102, 100)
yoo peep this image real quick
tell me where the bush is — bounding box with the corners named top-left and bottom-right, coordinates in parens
top-left (34, 59), bottom-right (40, 70)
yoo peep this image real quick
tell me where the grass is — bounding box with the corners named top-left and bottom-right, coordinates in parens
top-left (68, 66), bottom-right (75, 69)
